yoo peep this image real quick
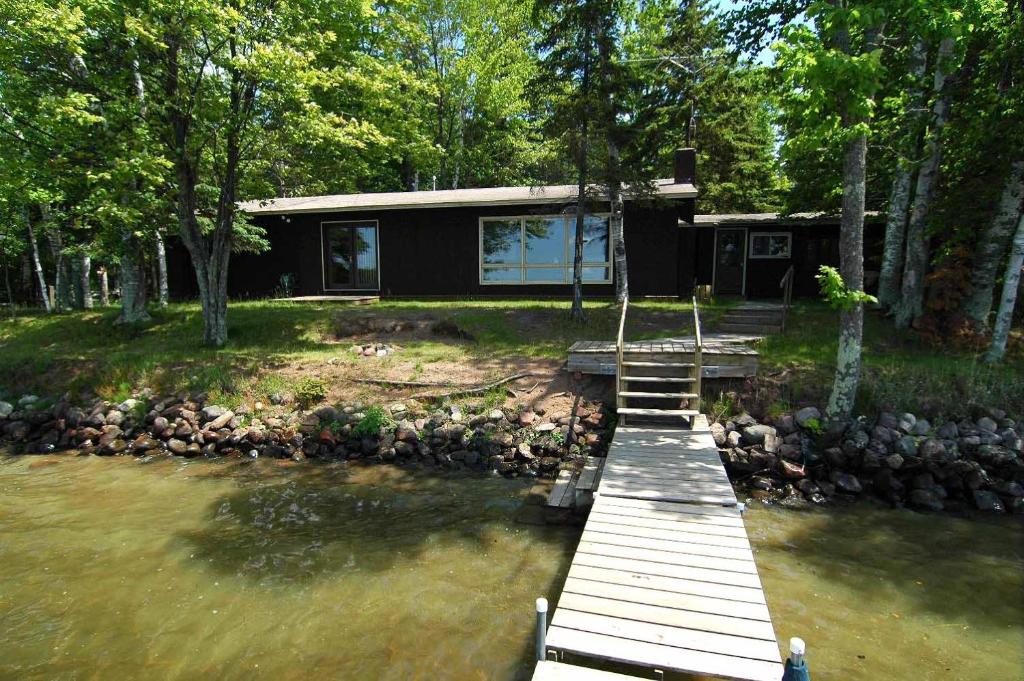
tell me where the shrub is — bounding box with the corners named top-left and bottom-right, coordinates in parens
top-left (352, 406), bottom-right (395, 437)
top-left (294, 377), bottom-right (328, 408)
top-left (802, 417), bottom-right (824, 436)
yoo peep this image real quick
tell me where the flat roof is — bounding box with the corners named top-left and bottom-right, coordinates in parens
top-left (691, 211), bottom-right (883, 227)
top-left (241, 178), bottom-right (697, 215)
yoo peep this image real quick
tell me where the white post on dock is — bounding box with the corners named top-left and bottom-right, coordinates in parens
top-left (535, 597), bottom-right (548, 662)
top-left (781, 637), bottom-right (810, 681)
top-left (789, 637), bottom-right (805, 666)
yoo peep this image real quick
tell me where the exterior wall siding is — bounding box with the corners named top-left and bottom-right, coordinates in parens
top-left (167, 198), bottom-right (692, 299)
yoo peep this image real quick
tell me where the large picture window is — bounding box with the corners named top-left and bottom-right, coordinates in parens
top-left (322, 221), bottom-right (379, 290)
top-left (749, 232), bottom-right (791, 259)
top-left (480, 215), bottom-right (611, 284)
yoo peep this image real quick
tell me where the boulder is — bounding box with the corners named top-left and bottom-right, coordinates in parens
top-left (910, 419), bottom-right (931, 436)
top-left (710, 422), bottom-right (727, 447)
top-left (0, 401), bottom-right (13, 419)
top-left (105, 410), bottom-right (125, 426)
top-left (167, 438), bottom-right (188, 455)
top-left (972, 490), bottom-right (1005, 513)
top-left (918, 438), bottom-right (947, 461)
top-left (518, 411), bottom-right (536, 426)
top-left (977, 416), bottom-right (998, 434)
top-left (830, 470), bottom-right (863, 494)
top-left (741, 424), bottom-right (777, 446)
top-left (908, 488), bottom-right (944, 512)
top-left (884, 453), bottom-right (905, 470)
top-left (132, 435), bottom-right (160, 452)
top-left (935, 421), bottom-right (958, 439)
top-left (734, 413), bottom-right (757, 428)
top-left (725, 430), bottom-right (742, 448)
top-left (779, 460), bottom-right (805, 479)
top-left (895, 435), bottom-right (918, 457)
top-left (774, 414), bottom-right (797, 435)
top-left (778, 443), bottom-right (802, 461)
top-left (897, 413), bottom-right (917, 434)
top-left (488, 409), bottom-right (505, 423)
top-left (200, 405), bottom-right (227, 423)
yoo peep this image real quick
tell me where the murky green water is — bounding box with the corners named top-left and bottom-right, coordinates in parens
top-left (1, 453), bottom-right (1022, 681)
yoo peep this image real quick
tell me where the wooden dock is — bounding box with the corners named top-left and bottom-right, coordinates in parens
top-left (536, 425), bottom-right (782, 681)
top-left (568, 338), bottom-right (759, 378)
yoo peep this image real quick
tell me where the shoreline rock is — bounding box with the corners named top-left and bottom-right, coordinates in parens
top-left (0, 392), bottom-right (610, 480)
top-left (716, 408), bottom-right (1024, 516)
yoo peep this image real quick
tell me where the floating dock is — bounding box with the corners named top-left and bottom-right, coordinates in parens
top-left (536, 424), bottom-right (782, 681)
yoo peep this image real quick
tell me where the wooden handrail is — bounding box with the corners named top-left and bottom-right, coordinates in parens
top-left (691, 296), bottom-right (702, 414)
top-left (779, 265), bottom-right (795, 332)
top-left (615, 296), bottom-right (629, 413)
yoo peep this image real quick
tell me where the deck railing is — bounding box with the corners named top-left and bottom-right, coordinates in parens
top-left (692, 296), bottom-right (703, 413)
top-left (615, 295), bottom-right (629, 411)
top-left (779, 265), bottom-right (795, 333)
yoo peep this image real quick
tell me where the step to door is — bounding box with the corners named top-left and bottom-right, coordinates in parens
top-left (619, 391), bottom-right (699, 399)
top-left (717, 322), bottom-right (782, 334)
top-left (621, 361), bottom-right (695, 368)
top-left (620, 376), bottom-right (697, 383)
top-left (616, 408), bottom-right (700, 418)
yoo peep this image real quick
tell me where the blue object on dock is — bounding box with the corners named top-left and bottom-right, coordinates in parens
top-left (781, 658), bottom-right (810, 681)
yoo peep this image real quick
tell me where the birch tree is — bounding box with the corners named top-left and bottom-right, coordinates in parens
top-left (985, 210), bottom-right (1024, 362)
top-left (894, 36), bottom-right (958, 329)
top-left (964, 161), bottom-right (1024, 328)
top-left (877, 41), bottom-right (927, 310)
top-left (776, 1), bottom-right (886, 420)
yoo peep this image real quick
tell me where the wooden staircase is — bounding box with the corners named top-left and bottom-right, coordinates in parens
top-left (716, 266), bottom-right (794, 335)
top-left (615, 297), bottom-right (702, 428)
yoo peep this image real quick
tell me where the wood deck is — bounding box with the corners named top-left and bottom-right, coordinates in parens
top-left (537, 426), bottom-right (782, 681)
top-left (568, 338), bottom-right (759, 378)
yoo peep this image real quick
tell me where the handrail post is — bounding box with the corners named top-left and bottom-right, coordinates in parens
top-left (616, 296), bottom-right (628, 425)
top-left (536, 597), bottom-right (548, 662)
top-left (691, 296), bottom-right (702, 416)
top-left (779, 266), bottom-right (794, 334)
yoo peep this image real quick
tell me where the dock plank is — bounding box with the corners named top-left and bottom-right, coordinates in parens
top-left (544, 628), bottom-right (782, 681)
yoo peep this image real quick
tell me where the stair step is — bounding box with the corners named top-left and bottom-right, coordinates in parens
top-left (616, 408), bottom-right (701, 417)
top-left (621, 361), bottom-right (695, 368)
top-left (619, 391), bottom-right (699, 399)
top-left (621, 376), bottom-right (697, 383)
top-left (717, 323), bottom-right (782, 333)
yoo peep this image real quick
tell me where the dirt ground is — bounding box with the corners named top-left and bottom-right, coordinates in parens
top-left (276, 313), bottom-right (616, 415)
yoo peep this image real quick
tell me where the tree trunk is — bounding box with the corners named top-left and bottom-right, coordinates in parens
top-left (116, 236), bottom-right (151, 324)
top-left (3, 252), bottom-right (14, 318)
top-left (826, 132), bottom-right (868, 421)
top-left (155, 230), bottom-right (169, 307)
top-left (98, 266), bottom-right (110, 306)
top-left (877, 41), bottom-right (928, 311)
top-left (80, 253), bottom-right (92, 308)
top-left (964, 160), bottom-right (1024, 328)
top-left (24, 210), bottom-right (50, 313)
top-left (895, 37), bottom-right (956, 329)
top-left (569, 25), bottom-right (592, 324)
top-left (985, 211), bottom-right (1024, 362)
top-left (47, 230), bottom-right (72, 312)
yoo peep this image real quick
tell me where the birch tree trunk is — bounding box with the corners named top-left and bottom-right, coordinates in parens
top-left (116, 235), bottom-right (151, 324)
top-left (46, 229), bottom-right (72, 312)
top-left (895, 37), bottom-right (956, 330)
top-left (98, 266), bottom-right (110, 306)
top-left (155, 230), bottom-right (169, 307)
top-left (569, 27), bottom-right (592, 324)
top-left (79, 253), bottom-right (92, 309)
top-left (24, 210), bottom-right (50, 313)
top-left (826, 132), bottom-right (868, 420)
top-left (985, 211), bottom-right (1024, 362)
top-left (964, 160), bottom-right (1024, 328)
top-left (877, 41), bottom-right (928, 310)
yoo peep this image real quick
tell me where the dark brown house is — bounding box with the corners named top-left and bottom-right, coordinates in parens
top-left (166, 150), bottom-right (883, 301)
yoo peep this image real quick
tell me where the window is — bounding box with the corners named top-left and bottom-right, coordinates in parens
top-left (322, 221), bottom-right (379, 290)
top-left (749, 232), bottom-right (791, 259)
top-left (480, 215), bottom-right (612, 284)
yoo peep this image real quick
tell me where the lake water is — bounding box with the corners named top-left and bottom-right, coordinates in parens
top-left (1, 452), bottom-right (1021, 680)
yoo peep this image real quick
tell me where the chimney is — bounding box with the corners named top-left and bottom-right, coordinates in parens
top-left (673, 148), bottom-right (696, 185)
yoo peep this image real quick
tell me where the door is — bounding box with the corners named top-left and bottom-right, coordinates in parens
top-left (714, 228), bottom-right (746, 295)
top-left (322, 221), bottom-right (379, 290)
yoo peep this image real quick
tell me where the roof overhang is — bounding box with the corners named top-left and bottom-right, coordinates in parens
top-left (686, 211), bottom-right (884, 228)
top-left (241, 179), bottom-right (697, 216)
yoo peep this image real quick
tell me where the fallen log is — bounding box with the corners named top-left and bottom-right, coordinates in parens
top-left (411, 372), bottom-right (534, 400)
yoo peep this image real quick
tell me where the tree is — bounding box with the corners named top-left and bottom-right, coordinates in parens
top-left (532, 0), bottom-right (624, 321)
top-left (985, 210), bottom-right (1024, 362)
top-left (776, 1), bottom-right (886, 420)
top-left (140, 0), bottom-right (388, 346)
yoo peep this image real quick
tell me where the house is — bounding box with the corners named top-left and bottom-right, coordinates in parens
top-left (688, 212), bottom-right (886, 299)
top-left (165, 149), bottom-right (884, 301)
top-left (167, 150), bottom-right (699, 300)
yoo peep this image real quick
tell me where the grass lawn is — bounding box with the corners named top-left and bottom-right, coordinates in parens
top-left (0, 297), bottom-right (1019, 418)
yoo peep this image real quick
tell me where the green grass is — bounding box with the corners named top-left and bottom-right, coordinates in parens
top-left (0, 298), bottom-right (720, 404)
top-left (754, 301), bottom-right (1024, 418)
top-left (0, 298), bottom-right (1018, 419)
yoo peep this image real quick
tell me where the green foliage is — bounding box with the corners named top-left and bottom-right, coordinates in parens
top-left (801, 417), bottom-right (824, 436)
top-left (294, 377), bottom-right (328, 409)
top-left (816, 266), bottom-right (878, 310)
top-left (550, 429), bottom-right (566, 446)
top-left (352, 406), bottom-right (396, 437)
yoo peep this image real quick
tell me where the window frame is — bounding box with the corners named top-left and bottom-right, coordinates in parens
top-left (748, 231), bottom-right (792, 260)
top-left (478, 213), bottom-right (613, 285)
top-left (320, 219), bottom-right (381, 291)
